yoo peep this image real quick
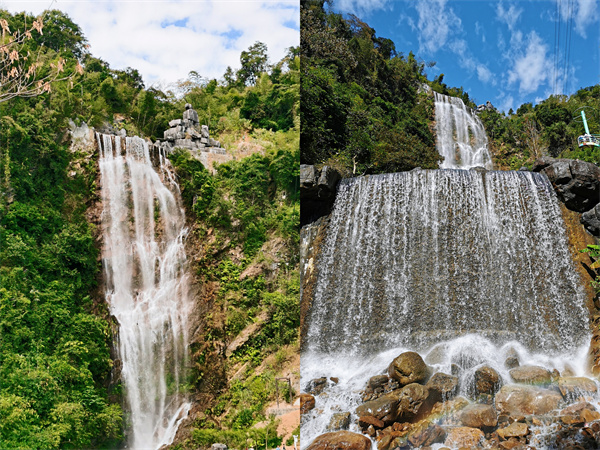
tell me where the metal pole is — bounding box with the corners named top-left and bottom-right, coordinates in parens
top-left (582, 110), bottom-right (591, 134)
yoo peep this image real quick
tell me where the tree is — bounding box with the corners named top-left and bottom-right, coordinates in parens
top-left (0, 11), bottom-right (80, 103)
top-left (238, 41), bottom-right (269, 86)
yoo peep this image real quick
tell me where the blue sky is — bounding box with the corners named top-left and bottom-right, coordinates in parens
top-left (1, 1), bottom-right (299, 88)
top-left (332, 0), bottom-right (600, 113)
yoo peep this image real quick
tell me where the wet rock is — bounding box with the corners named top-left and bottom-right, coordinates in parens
top-left (426, 372), bottom-right (459, 402)
top-left (300, 393), bottom-right (316, 414)
top-left (533, 157), bottom-right (600, 212)
top-left (407, 424), bottom-right (446, 447)
top-left (504, 349), bottom-right (520, 369)
top-left (430, 396), bottom-right (470, 417)
top-left (306, 377), bottom-right (328, 395)
top-left (497, 422), bottom-right (529, 439)
top-left (509, 365), bottom-right (552, 385)
top-left (474, 365), bottom-right (502, 395)
top-left (444, 426), bottom-right (484, 448)
top-left (561, 401), bottom-right (597, 416)
top-left (460, 403), bottom-right (498, 428)
top-left (327, 412), bottom-right (351, 431)
top-left (330, 377), bottom-right (339, 384)
top-left (306, 431), bottom-right (372, 450)
top-left (396, 383), bottom-right (432, 422)
top-left (368, 375), bottom-right (389, 390)
top-left (388, 351), bottom-right (431, 386)
top-left (557, 376), bottom-right (598, 401)
top-left (582, 203), bottom-right (600, 236)
top-left (582, 408), bottom-right (600, 422)
top-left (356, 392), bottom-right (399, 425)
top-left (495, 385), bottom-right (563, 416)
top-left (358, 415), bottom-right (384, 430)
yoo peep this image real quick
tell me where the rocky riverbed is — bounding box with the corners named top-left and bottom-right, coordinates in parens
top-left (301, 340), bottom-right (600, 450)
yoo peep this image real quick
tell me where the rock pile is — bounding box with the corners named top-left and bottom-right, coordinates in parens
top-left (303, 351), bottom-right (600, 449)
top-left (162, 103), bottom-right (224, 152)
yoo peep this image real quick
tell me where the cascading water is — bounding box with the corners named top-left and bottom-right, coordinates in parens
top-left (301, 96), bottom-right (594, 447)
top-left (98, 133), bottom-right (192, 449)
top-left (434, 92), bottom-right (493, 170)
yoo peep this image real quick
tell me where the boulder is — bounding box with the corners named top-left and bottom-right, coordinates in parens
top-left (460, 403), bottom-right (498, 428)
top-left (504, 348), bottom-right (520, 369)
top-left (300, 393), bottom-right (316, 414)
top-left (426, 372), bottom-right (459, 402)
top-left (561, 401), bottom-right (597, 416)
top-left (300, 165), bottom-right (342, 226)
top-left (357, 415), bottom-right (384, 430)
top-left (327, 412), bottom-right (351, 431)
top-left (495, 385), bottom-right (563, 416)
top-left (396, 383), bottom-right (432, 422)
top-left (305, 377), bottom-right (328, 395)
top-left (557, 377), bottom-right (598, 401)
top-left (582, 203), bottom-right (600, 236)
top-left (306, 431), bottom-right (371, 450)
top-left (388, 351), bottom-right (431, 386)
top-left (407, 424), bottom-right (446, 447)
top-left (497, 422), bottom-right (529, 439)
top-left (474, 365), bottom-right (501, 395)
top-left (509, 365), bottom-right (552, 385)
top-left (444, 426), bottom-right (484, 448)
top-left (355, 392), bottom-right (399, 425)
top-left (368, 374), bottom-right (389, 391)
top-left (533, 158), bottom-right (600, 212)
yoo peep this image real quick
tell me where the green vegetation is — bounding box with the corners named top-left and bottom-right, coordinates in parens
top-left (479, 87), bottom-right (600, 169)
top-left (169, 125), bottom-right (300, 444)
top-left (0, 7), bottom-right (299, 449)
top-left (301, 0), bottom-right (441, 175)
top-left (581, 244), bottom-right (600, 296)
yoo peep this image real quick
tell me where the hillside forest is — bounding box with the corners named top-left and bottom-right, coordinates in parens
top-left (0, 8), bottom-right (299, 449)
top-left (300, 0), bottom-right (600, 176)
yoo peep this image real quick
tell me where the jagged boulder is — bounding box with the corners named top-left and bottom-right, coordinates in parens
top-left (367, 374), bottom-right (389, 390)
top-left (306, 431), bottom-right (371, 450)
top-left (300, 165), bottom-right (342, 226)
top-left (396, 383), bottom-right (432, 422)
top-left (509, 365), bottom-right (552, 385)
top-left (582, 203), bottom-right (600, 236)
top-left (388, 351), bottom-right (431, 386)
top-left (426, 372), bottom-right (459, 402)
top-left (533, 157), bottom-right (600, 212)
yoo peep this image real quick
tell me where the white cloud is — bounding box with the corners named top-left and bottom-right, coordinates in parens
top-left (507, 31), bottom-right (552, 94)
top-left (335, 0), bottom-right (390, 17)
top-left (574, 0), bottom-right (599, 38)
top-left (496, 2), bottom-right (523, 31)
top-left (0, 0), bottom-right (299, 86)
top-left (477, 65), bottom-right (492, 84)
top-left (414, 0), bottom-right (461, 54)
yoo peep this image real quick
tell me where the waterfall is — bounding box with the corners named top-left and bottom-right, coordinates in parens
top-left (97, 133), bottom-right (192, 449)
top-left (301, 169), bottom-right (590, 444)
top-left (434, 92), bottom-right (493, 169)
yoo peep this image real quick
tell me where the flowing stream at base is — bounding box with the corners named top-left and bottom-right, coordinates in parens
top-left (98, 133), bottom-right (192, 449)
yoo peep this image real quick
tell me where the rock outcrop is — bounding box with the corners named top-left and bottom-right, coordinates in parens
top-left (532, 157), bottom-right (600, 214)
top-left (300, 165), bottom-right (341, 226)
